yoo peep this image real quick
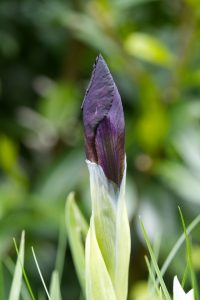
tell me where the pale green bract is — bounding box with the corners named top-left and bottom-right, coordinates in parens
top-left (86, 159), bottom-right (131, 300)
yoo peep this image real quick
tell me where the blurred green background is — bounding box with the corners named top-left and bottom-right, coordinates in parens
top-left (0, 0), bottom-right (200, 298)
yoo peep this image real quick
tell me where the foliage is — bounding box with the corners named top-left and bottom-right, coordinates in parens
top-left (0, 0), bottom-right (200, 298)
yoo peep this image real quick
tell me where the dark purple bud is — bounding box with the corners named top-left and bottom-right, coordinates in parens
top-left (82, 55), bottom-right (125, 186)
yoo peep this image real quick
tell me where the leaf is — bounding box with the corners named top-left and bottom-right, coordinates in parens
top-left (114, 165), bottom-right (131, 300)
top-left (116, 0), bottom-right (158, 9)
top-left (87, 160), bottom-right (130, 300)
top-left (31, 247), bottom-right (51, 300)
top-left (87, 161), bottom-right (117, 285)
top-left (124, 33), bottom-right (173, 66)
top-left (179, 208), bottom-right (199, 300)
top-left (155, 161), bottom-right (200, 204)
top-left (49, 271), bottom-right (62, 300)
top-left (85, 218), bottom-right (116, 300)
top-left (140, 218), bottom-right (171, 300)
top-left (8, 231), bottom-right (25, 300)
top-left (34, 150), bottom-right (84, 201)
top-left (65, 192), bottom-right (88, 296)
top-left (152, 214), bottom-right (200, 295)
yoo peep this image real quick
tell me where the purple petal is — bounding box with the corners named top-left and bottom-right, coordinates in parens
top-left (82, 54), bottom-right (125, 186)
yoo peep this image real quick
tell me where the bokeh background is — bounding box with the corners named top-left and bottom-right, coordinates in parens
top-left (0, 0), bottom-right (200, 298)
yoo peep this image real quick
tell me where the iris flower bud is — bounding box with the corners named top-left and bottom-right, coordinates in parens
top-left (82, 54), bottom-right (125, 187)
top-left (83, 55), bottom-right (130, 300)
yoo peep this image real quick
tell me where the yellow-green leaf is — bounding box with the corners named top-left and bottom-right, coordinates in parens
top-left (125, 33), bottom-right (173, 66)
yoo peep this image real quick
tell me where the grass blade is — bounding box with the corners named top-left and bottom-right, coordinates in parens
top-left (32, 247), bottom-right (51, 300)
top-left (145, 255), bottom-right (160, 297)
top-left (4, 257), bottom-right (33, 300)
top-left (139, 218), bottom-right (171, 300)
top-left (150, 213), bottom-right (200, 296)
top-left (178, 207), bottom-right (199, 300)
top-left (8, 231), bottom-right (25, 300)
top-left (13, 238), bottom-right (36, 300)
top-left (160, 214), bottom-right (200, 277)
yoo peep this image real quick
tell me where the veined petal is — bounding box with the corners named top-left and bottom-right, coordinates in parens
top-left (82, 55), bottom-right (125, 186)
top-left (173, 276), bottom-right (194, 300)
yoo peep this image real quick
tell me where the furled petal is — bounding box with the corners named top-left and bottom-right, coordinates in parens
top-left (82, 54), bottom-right (125, 186)
top-left (173, 276), bottom-right (194, 300)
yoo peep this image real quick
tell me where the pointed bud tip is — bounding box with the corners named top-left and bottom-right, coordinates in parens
top-left (82, 55), bottom-right (125, 186)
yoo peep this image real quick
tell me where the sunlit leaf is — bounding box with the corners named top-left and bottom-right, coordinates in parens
top-left (125, 33), bottom-right (174, 66)
top-left (155, 161), bottom-right (200, 204)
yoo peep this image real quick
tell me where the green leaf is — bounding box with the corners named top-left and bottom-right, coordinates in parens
top-left (87, 161), bottom-right (116, 285)
top-left (65, 192), bottom-right (88, 296)
top-left (31, 247), bottom-right (51, 300)
top-left (85, 218), bottom-right (116, 300)
top-left (155, 161), bottom-right (200, 204)
top-left (87, 161), bottom-right (131, 300)
top-left (145, 256), bottom-right (160, 297)
top-left (55, 222), bottom-right (67, 280)
top-left (8, 231), bottom-right (25, 300)
top-left (125, 33), bottom-right (174, 66)
top-left (152, 214), bottom-right (200, 295)
top-left (140, 218), bottom-right (171, 300)
top-left (178, 207), bottom-right (199, 300)
top-left (34, 150), bottom-right (84, 201)
top-left (114, 170), bottom-right (131, 300)
top-left (49, 271), bottom-right (62, 300)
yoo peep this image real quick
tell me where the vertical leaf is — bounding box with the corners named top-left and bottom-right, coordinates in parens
top-left (8, 231), bottom-right (25, 300)
top-left (85, 217), bottom-right (116, 300)
top-left (114, 167), bottom-right (131, 300)
top-left (87, 161), bottom-right (117, 285)
top-left (65, 192), bottom-right (88, 295)
top-left (49, 271), bottom-right (62, 300)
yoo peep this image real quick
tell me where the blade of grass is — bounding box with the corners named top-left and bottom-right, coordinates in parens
top-left (147, 236), bottom-right (161, 298)
top-left (50, 270), bottom-right (62, 300)
top-left (159, 287), bottom-right (162, 300)
top-left (178, 207), bottom-right (199, 300)
top-left (13, 237), bottom-right (36, 300)
top-left (151, 213), bottom-right (200, 294)
top-left (160, 214), bottom-right (200, 276)
top-left (8, 231), bottom-right (25, 300)
top-left (4, 257), bottom-right (32, 300)
top-left (145, 255), bottom-right (160, 298)
top-left (181, 259), bottom-right (189, 288)
top-left (139, 217), bottom-right (171, 300)
top-left (31, 247), bottom-right (51, 300)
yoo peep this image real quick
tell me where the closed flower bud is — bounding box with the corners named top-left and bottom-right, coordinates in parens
top-left (82, 54), bottom-right (125, 187)
top-left (83, 56), bottom-right (130, 300)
